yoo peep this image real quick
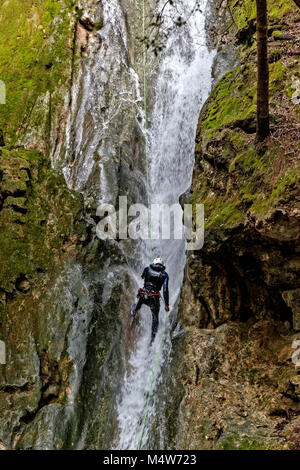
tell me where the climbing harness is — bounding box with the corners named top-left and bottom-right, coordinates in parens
top-left (138, 289), bottom-right (160, 296)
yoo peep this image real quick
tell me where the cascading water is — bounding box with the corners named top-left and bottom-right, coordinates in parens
top-left (3, 0), bottom-right (218, 451)
top-left (116, 0), bottom-right (215, 450)
top-left (52, 0), bottom-right (215, 451)
top-left (58, 0), bottom-right (146, 209)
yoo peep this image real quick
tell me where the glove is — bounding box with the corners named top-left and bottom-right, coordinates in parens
top-left (165, 305), bottom-right (169, 312)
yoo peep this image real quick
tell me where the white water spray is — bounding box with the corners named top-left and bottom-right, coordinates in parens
top-left (116, 0), bottom-right (215, 450)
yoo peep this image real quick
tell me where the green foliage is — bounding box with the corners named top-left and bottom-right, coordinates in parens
top-left (269, 61), bottom-right (287, 93)
top-left (272, 29), bottom-right (283, 39)
top-left (194, 126), bottom-right (300, 227)
top-left (193, 0), bottom-right (299, 230)
top-left (268, 0), bottom-right (294, 21)
top-left (200, 55), bottom-right (289, 144)
top-left (229, 0), bottom-right (256, 30)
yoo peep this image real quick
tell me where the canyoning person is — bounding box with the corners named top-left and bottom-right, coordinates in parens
top-left (131, 257), bottom-right (169, 343)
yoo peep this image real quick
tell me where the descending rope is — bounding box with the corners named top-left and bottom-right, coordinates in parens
top-left (142, 0), bottom-right (153, 264)
top-left (136, 0), bottom-right (169, 450)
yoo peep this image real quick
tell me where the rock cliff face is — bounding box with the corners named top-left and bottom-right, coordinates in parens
top-left (0, 1), bottom-right (87, 449)
top-left (0, 0), bottom-right (137, 449)
top-left (167, 0), bottom-right (300, 450)
top-left (0, 147), bottom-right (87, 448)
top-left (0, 0), bottom-right (299, 451)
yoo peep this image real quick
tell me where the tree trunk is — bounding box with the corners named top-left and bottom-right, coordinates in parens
top-left (0, 129), bottom-right (4, 147)
top-left (293, 0), bottom-right (300, 8)
top-left (256, 0), bottom-right (270, 141)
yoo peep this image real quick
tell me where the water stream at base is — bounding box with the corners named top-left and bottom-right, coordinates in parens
top-left (116, 0), bottom-right (215, 450)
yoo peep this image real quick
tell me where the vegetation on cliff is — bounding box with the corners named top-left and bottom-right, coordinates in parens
top-left (0, 0), bottom-right (93, 450)
top-left (0, 0), bottom-right (79, 151)
top-left (0, 147), bottom-right (85, 294)
top-left (0, 0), bottom-right (129, 451)
top-left (192, 0), bottom-right (299, 227)
top-left (0, 145), bottom-right (90, 447)
top-left (169, 0), bottom-right (300, 451)
top-left (0, 0), bottom-right (299, 452)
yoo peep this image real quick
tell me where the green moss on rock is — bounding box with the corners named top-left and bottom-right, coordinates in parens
top-left (0, 147), bottom-right (85, 293)
top-left (199, 66), bottom-right (256, 143)
top-left (228, 0), bottom-right (294, 30)
top-left (0, 0), bottom-right (76, 145)
top-left (192, 4), bottom-right (299, 229)
top-left (216, 433), bottom-right (283, 450)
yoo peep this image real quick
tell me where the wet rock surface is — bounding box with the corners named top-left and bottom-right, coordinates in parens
top-left (170, 320), bottom-right (300, 450)
top-left (0, 0), bottom-right (299, 451)
top-left (0, 0), bottom-right (148, 450)
top-left (166, 0), bottom-right (300, 450)
top-left (0, 147), bottom-right (86, 448)
top-left (0, 146), bottom-right (134, 449)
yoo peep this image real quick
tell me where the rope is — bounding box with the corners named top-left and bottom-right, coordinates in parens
top-left (136, 1), bottom-right (169, 449)
top-left (142, 0), bottom-right (152, 264)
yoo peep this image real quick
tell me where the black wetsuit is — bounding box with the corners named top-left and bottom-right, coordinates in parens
top-left (135, 264), bottom-right (169, 342)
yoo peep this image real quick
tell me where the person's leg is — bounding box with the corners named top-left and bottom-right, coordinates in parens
top-left (132, 294), bottom-right (144, 316)
top-left (135, 296), bottom-right (144, 312)
top-left (150, 298), bottom-right (160, 343)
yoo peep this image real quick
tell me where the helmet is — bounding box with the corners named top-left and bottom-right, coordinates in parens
top-left (153, 257), bottom-right (164, 266)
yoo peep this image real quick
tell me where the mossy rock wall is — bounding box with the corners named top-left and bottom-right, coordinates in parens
top-left (166, 0), bottom-right (300, 450)
top-left (0, 0), bottom-right (104, 157)
top-left (0, 146), bottom-right (134, 449)
top-left (0, 0), bottom-right (76, 153)
top-left (0, 146), bottom-right (86, 447)
top-left (0, 0), bottom-right (129, 450)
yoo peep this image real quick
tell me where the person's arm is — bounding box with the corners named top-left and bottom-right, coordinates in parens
top-left (163, 273), bottom-right (169, 307)
top-left (142, 267), bottom-right (148, 279)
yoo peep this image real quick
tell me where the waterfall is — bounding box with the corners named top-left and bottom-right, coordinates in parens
top-left (55, 0), bottom-right (215, 450)
top-left (58, 0), bottom-right (144, 209)
top-left (116, 0), bottom-right (215, 450)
